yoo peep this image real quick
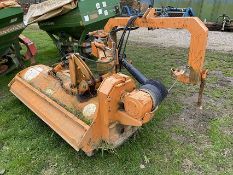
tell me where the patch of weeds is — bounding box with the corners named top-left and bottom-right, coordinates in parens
top-left (28, 82), bottom-right (92, 125)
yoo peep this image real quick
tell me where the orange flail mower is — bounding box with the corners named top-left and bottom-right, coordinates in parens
top-left (9, 8), bottom-right (208, 156)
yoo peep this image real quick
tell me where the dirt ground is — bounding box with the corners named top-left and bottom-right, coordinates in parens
top-left (126, 28), bottom-right (233, 144)
top-left (125, 29), bottom-right (233, 174)
top-left (165, 72), bottom-right (233, 173)
top-left (124, 29), bottom-right (233, 53)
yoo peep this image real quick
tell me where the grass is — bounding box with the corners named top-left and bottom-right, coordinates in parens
top-left (0, 27), bottom-right (233, 175)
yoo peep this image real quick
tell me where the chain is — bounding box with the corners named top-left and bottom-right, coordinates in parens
top-left (168, 80), bottom-right (177, 93)
top-left (49, 71), bottom-right (76, 96)
top-left (168, 64), bottom-right (190, 93)
top-left (50, 70), bottom-right (178, 95)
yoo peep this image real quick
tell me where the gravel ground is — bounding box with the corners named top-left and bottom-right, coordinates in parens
top-left (125, 28), bottom-right (233, 53)
top-left (29, 24), bottom-right (232, 52)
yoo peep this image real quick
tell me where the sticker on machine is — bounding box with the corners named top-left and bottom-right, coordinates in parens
top-left (96, 3), bottom-right (100, 9)
top-left (98, 9), bottom-right (103, 15)
top-left (23, 66), bottom-right (43, 81)
top-left (104, 10), bottom-right (108, 16)
top-left (102, 1), bottom-right (107, 7)
top-left (82, 104), bottom-right (97, 119)
top-left (10, 18), bottom-right (18, 23)
top-left (84, 15), bottom-right (90, 22)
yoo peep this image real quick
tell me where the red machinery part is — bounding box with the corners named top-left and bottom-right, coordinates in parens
top-left (19, 34), bottom-right (37, 65)
top-left (0, 64), bottom-right (8, 74)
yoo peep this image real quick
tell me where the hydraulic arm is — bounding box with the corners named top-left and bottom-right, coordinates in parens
top-left (104, 8), bottom-right (208, 105)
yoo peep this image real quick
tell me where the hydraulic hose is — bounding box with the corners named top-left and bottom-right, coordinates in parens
top-left (121, 59), bottom-right (147, 84)
top-left (121, 58), bottom-right (168, 108)
top-left (117, 16), bottom-right (168, 108)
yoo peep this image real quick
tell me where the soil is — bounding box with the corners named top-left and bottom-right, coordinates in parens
top-left (164, 70), bottom-right (233, 136)
top-left (210, 71), bottom-right (233, 87)
top-left (125, 27), bottom-right (233, 151)
top-left (162, 67), bottom-right (232, 175)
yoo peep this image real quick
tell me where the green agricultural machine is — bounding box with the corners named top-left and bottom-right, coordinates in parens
top-left (0, 3), bottom-right (36, 75)
top-left (27, 0), bottom-right (155, 57)
top-left (38, 0), bottom-right (120, 57)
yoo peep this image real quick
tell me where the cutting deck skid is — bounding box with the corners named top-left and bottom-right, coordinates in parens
top-left (9, 65), bottom-right (153, 155)
top-left (10, 72), bottom-right (89, 151)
